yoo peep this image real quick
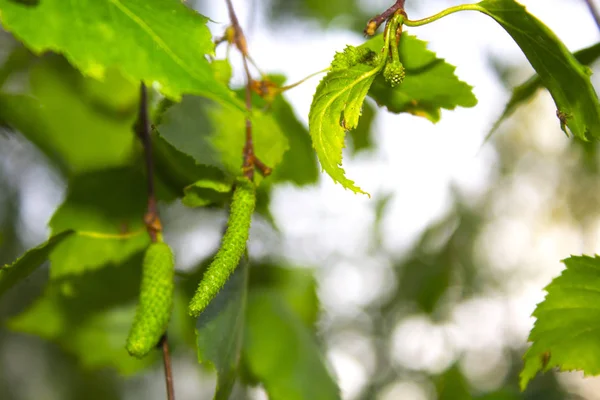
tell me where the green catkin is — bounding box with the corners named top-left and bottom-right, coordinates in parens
top-left (384, 16), bottom-right (406, 87)
top-left (188, 177), bottom-right (256, 317)
top-left (126, 242), bottom-right (175, 358)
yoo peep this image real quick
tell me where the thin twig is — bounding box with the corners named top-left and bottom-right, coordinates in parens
top-left (135, 83), bottom-right (174, 400)
top-left (136, 83), bottom-right (162, 242)
top-left (161, 335), bottom-right (175, 400)
top-left (224, 0), bottom-right (271, 179)
top-left (584, 0), bottom-right (600, 32)
top-left (364, 0), bottom-right (406, 36)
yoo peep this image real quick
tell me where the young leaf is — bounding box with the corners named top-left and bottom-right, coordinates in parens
top-left (348, 100), bottom-right (376, 154)
top-left (126, 242), bottom-right (175, 358)
top-left (309, 59), bottom-right (381, 195)
top-left (0, 230), bottom-right (74, 299)
top-left (189, 178), bottom-right (256, 317)
top-left (0, 56), bottom-right (138, 175)
top-left (487, 42), bottom-right (600, 140)
top-left (0, 0), bottom-right (242, 107)
top-left (243, 291), bottom-right (340, 400)
top-left (476, 0), bottom-right (600, 139)
top-left (363, 33), bottom-right (477, 123)
top-left (157, 96), bottom-right (289, 186)
top-left (48, 168), bottom-right (150, 279)
top-left (521, 255), bottom-right (600, 390)
top-left (195, 260), bottom-right (249, 400)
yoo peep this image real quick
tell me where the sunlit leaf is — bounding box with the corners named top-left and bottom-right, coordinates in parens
top-left (0, 56), bottom-right (138, 174)
top-left (476, 0), bottom-right (600, 139)
top-left (157, 96), bottom-right (289, 186)
top-left (364, 33), bottom-right (477, 123)
top-left (521, 255), bottom-right (600, 390)
top-left (0, 0), bottom-right (242, 106)
top-left (0, 230), bottom-right (74, 299)
top-left (487, 42), bottom-right (600, 140)
top-left (309, 61), bottom-right (380, 195)
top-left (348, 100), bottom-right (376, 154)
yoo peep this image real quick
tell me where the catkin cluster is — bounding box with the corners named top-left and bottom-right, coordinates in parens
top-left (126, 242), bottom-right (175, 358)
top-left (188, 177), bottom-right (256, 317)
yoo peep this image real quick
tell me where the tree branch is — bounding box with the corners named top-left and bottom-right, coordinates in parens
top-left (364, 0), bottom-right (406, 36)
top-left (584, 0), bottom-right (600, 32)
top-left (135, 83), bottom-right (174, 400)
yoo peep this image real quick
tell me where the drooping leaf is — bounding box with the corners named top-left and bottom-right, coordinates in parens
top-left (243, 291), bottom-right (339, 400)
top-left (487, 42), bottom-right (600, 140)
top-left (475, 0), bottom-right (600, 139)
top-left (0, 0), bottom-right (242, 107)
top-left (196, 260), bottom-right (249, 400)
top-left (521, 255), bottom-right (600, 390)
top-left (48, 168), bottom-right (150, 279)
top-left (309, 59), bottom-right (381, 195)
top-left (364, 33), bottom-right (477, 123)
top-left (7, 252), bottom-right (157, 375)
top-left (157, 96), bottom-right (289, 186)
top-left (348, 99), bottom-right (376, 154)
top-left (0, 230), bottom-right (74, 299)
top-left (0, 56), bottom-right (138, 174)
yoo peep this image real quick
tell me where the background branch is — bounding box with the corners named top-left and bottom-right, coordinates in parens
top-left (584, 0), bottom-right (600, 31)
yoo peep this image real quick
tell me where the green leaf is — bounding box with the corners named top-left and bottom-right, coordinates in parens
top-left (182, 179), bottom-right (233, 208)
top-left (48, 168), bottom-right (150, 279)
top-left (348, 100), bottom-right (376, 154)
top-left (267, 92), bottom-right (319, 186)
top-left (364, 33), bottom-right (477, 123)
top-left (488, 42), bottom-right (600, 140)
top-left (436, 366), bottom-right (470, 400)
top-left (243, 291), bottom-right (339, 400)
top-left (309, 62), bottom-right (380, 195)
top-left (153, 132), bottom-right (229, 200)
top-left (0, 230), bottom-right (74, 299)
top-left (521, 255), bottom-right (600, 390)
top-left (249, 264), bottom-right (319, 327)
top-left (157, 96), bottom-right (289, 186)
top-left (196, 260), bottom-right (249, 400)
top-left (476, 0), bottom-right (600, 139)
top-left (0, 0), bottom-right (241, 107)
top-left (0, 56), bottom-right (138, 174)
top-left (7, 252), bottom-right (157, 375)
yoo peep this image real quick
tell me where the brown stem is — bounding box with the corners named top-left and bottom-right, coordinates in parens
top-left (135, 84), bottom-right (173, 400)
top-left (224, 0), bottom-right (271, 180)
top-left (364, 0), bottom-right (406, 36)
top-left (161, 334), bottom-right (175, 400)
top-left (584, 0), bottom-right (600, 31)
top-left (136, 83), bottom-right (162, 242)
